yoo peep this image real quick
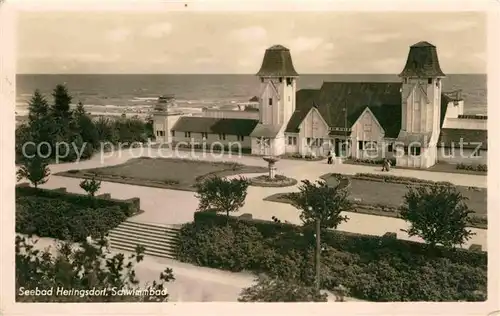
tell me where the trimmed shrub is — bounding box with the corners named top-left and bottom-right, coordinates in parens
top-left (16, 196), bottom-right (127, 241)
top-left (16, 186), bottom-right (139, 216)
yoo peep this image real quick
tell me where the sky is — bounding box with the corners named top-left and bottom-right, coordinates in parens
top-left (17, 11), bottom-right (486, 74)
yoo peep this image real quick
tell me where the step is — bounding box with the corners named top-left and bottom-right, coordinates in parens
top-left (110, 243), bottom-right (175, 259)
top-left (108, 238), bottom-right (177, 255)
top-left (120, 220), bottom-right (181, 233)
top-left (108, 232), bottom-right (178, 248)
top-left (109, 237), bottom-right (176, 253)
top-left (110, 227), bottom-right (179, 241)
top-left (115, 223), bottom-right (179, 234)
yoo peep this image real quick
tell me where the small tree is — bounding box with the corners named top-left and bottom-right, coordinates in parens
top-left (289, 179), bottom-right (352, 292)
top-left (238, 275), bottom-right (328, 302)
top-left (16, 156), bottom-right (51, 188)
top-left (400, 183), bottom-right (475, 248)
top-left (16, 236), bottom-right (175, 302)
top-left (80, 177), bottom-right (102, 197)
top-left (27, 89), bottom-right (49, 124)
top-left (195, 176), bottom-right (249, 221)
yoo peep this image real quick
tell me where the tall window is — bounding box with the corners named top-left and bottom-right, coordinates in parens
top-left (268, 98), bottom-right (273, 106)
top-left (388, 143), bottom-right (393, 152)
top-left (358, 141), bottom-right (364, 150)
top-left (171, 131), bottom-right (175, 137)
top-left (427, 78), bottom-right (433, 84)
top-left (201, 132), bottom-right (208, 139)
top-left (237, 135), bottom-right (244, 141)
top-left (184, 132), bottom-right (191, 138)
top-left (288, 136), bottom-right (297, 145)
top-left (219, 134), bottom-right (226, 141)
top-left (410, 146), bottom-right (421, 156)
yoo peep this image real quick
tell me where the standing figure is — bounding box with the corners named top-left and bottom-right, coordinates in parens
top-left (327, 151), bottom-right (333, 164)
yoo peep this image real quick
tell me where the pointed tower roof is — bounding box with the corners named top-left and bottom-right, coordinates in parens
top-left (399, 41), bottom-right (445, 78)
top-left (256, 44), bottom-right (299, 77)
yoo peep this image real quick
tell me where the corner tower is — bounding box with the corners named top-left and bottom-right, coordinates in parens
top-left (397, 41), bottom-right (446, 168)
top-left (256, 45), bottom-right (298, 127)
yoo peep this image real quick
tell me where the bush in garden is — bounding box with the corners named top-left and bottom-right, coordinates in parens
top-left (400, 183), bottom-right (475, 248)
top-left (239, 275), bottom-right (328, 302)
top-left (16, 236), bottom-right (175, 302)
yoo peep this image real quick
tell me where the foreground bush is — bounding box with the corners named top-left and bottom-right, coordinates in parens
top-left (176, 213), bottom-right (487, 302)
top-left (239, 275), bottom-right (328, 302)
top-left (16, 236), bottom-right (174, 302)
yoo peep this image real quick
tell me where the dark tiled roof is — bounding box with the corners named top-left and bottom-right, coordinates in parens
top-left (399, 41), bottom-right (445, 78)
top-left (256, 45), bottom-right (299, 77)
top-left (286, 82), bottom-right (452, 139)
top-left (315, 82), bottom-right (402, 131)
top-left (172, 117), bottom-right (259, 136)
top-left (438, 128), bottom-right (488, 150)
top-left (285, 89), bottom-right (318, 133)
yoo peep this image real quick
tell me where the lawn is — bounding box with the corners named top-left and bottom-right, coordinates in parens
top-left (57, 157), bottom-right (268, 191)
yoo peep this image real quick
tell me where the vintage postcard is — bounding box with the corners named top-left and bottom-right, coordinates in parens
top-left (1, 0), bottom-right (499, 315)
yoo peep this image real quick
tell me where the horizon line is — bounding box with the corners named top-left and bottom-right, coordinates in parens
top-left (16, 73), bottom-right (487, 76)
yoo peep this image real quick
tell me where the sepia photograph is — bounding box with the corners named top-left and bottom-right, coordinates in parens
top-left (1, 0), bottom-right (498, 315)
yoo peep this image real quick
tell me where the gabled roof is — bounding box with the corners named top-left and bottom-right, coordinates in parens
top-left (438, 128), bottom-right (488, 150)
top-left (172, 117), bottom-right (259, 136)
top-left (286, 82), bottom-right (452, 139)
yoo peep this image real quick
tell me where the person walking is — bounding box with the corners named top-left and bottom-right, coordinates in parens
top-left (327, 151), bottom-right (333, 164)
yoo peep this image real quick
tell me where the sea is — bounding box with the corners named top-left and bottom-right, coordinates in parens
top-left (15, 74), bottom-right (487, 116)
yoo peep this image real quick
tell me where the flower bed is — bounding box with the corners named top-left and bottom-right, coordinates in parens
top-left (353, 173), bottom-right (455, 186)
top-left (249, 175), bottom-right (298, 187)
top-left (348, 157), bottom-right (397, 166)
top-left (282, 153), bottom-right (324, 161)
top-left (456, 163), bottom-right (487, 172)
top-left (176, 211), bottom-right (487, 302)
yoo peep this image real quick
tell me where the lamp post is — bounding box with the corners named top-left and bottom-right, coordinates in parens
top-left (308, 204), bottom-right (321, 293)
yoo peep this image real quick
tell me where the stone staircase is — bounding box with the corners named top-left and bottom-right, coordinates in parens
top-left (108, 220), bottom-right (180, 259)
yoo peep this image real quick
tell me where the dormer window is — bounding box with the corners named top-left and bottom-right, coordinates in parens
top-left (268, 98), bottom-right (273, 106)
top-left (436, 78), bottom-right (441, 87)
top-left (286, 78), bottom-right (293, 86)
top-left (279, 77), bottom-right (283, 83)
top-left (427, 78), bottom-right (433, 84)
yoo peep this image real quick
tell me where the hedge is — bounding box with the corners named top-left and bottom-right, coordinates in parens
top-left (16, 186), bottom-right (140, 241)
top-left (353, 173), bottom-right (454, 186)
top-left (16, 185), bottom-right (139, 217)
top-left (179, 211), bottom-right (487, 301)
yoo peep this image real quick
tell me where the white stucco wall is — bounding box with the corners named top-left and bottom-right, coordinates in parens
top-left (442, 118), bottom-right (487, 130)
top-left (153, 113), bottom-right (184, 143)
top-left (350, 108), bottom-right (386, 159)
top-left (173, 133), bottom-right (252, 149)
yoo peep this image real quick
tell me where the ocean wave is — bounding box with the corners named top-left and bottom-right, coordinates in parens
top-left (132, 97), bottom-right (158, 101)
